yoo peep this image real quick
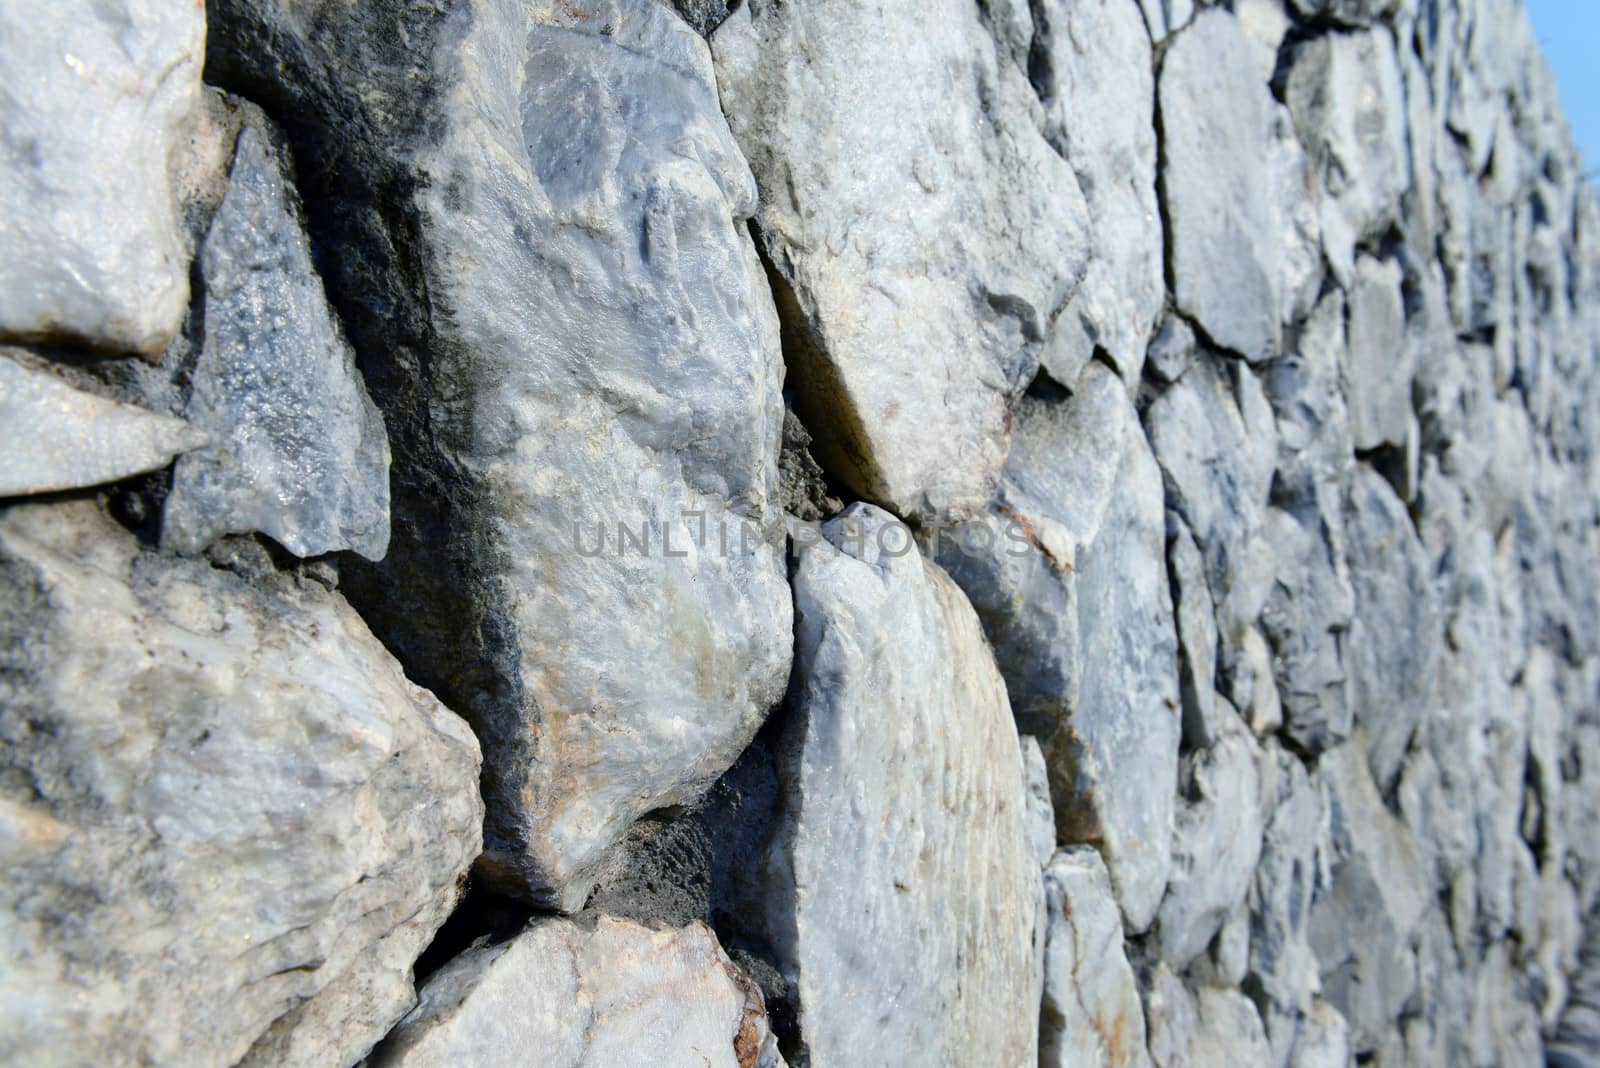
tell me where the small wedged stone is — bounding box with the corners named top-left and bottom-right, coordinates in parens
top-left (370, 917), bottom-right (780, 1068)
top-left (0, 353), bottom-right (208, 497)
top-left (1168, 512), bottom-right (1219, 749)
top-left (1145, 965), bottom-right (1274, 1067)
top-left (1041, 848), bottom-right (1153, 1068)
top-left (773, 504), bottom-right (1041, 1065)
top-left (162, 120), bottom-right (391, 562)
top-left (0, 0), bottom-right (202, 355)
top-left (712, 0), bottom-right (1090, 518)
top-left (0, 500), bottom-right (482, 1068)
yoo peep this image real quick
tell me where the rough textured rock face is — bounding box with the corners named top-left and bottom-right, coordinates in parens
top-left (0, 501), bottom-right (482, 1067)
top-left (210, 0), bottom-right (793, 911)
top-left (711, 0), bottom-right (1090, 518)
top-left (0, 0), bottom-right (203, 355)
top-left (3, 0), bottom-right (1600, 1063)
top-left (163, 120), bottom-right (391, 562)
top-left (371, 916), bottom-right (780, 1068)
top-left (772, 504), bottom-right (1041, 1065)
top-left (0, 351), bottom-right (208, 496)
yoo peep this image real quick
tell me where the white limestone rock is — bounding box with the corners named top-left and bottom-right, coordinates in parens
top-left (712, 0), bottom-right (1090, 517)
top-left (772, 503), bottom-right (1042, 1065)
top-left (1155, 712), bottom-right (1266, 968)
top-left (1032, 0), bottom-right (1164, 386)
top-left (1285, 28), bottom-right (1410, 280)
top-left (1041, 848), bottom-right (1153, 1068)
top-left (371, 917), bottom-right (780, 1068)
top-left (1160, 10), bottom-right (1317, 363)
top-left (0, 0), bottom-right (202, 355)
top-left (212, 0), bottom-right (794, 910)
top-left (0, 500), bottom-right (482, 1068)
top-left (0, 353), bottom-right (207, 497)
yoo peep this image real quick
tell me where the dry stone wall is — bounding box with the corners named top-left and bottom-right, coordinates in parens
top-left (1, 0), bottom-right (1598, 1064)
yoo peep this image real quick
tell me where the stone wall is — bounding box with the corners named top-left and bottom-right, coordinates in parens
top-left (1, 0), bottom-right (1597, 1064)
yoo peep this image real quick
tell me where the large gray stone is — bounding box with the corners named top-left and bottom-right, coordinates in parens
top-left (370, 917), bottom-right (780, 1068)
top-left (1284, 28), bottom-right (1409, 279)
top-left (1160, 10), bottom-right (1315, 362)
top-left (0, 0), bottom-right (202, 356)
top-left (1041, 848), bottom-right (1153, 1068)
top-left (1249, 745), bottom-right (1328, 1026)
top-left (711, 0), bottom-right (1090, 517)
top-left (1063, 416), bottom-right (1181, 931)
top-left (1032, 0), bottom-right (1163, 386)
top-left (162, 121), bottom-right (390, 562)
top-left (1155, 712), bottom-right (1266, 968)
top-left (0, 500), bottom-right (482, 1067)
top-left (936, 362), bottom-right (1177, 931)
top-left (1309, 740), bottom-right (1429, 1051)
top-left (1144, 353), bottom-right (1277, 628)
top-left (1345, 464), bottom-right (1441, 791)
top-left (210, 0), bottom-right (793, 910)
top-left (935, 361), bottom-right (1127, 738)
top-left (0, 353), bottom-right (207, 497)
top-left (773, 504), bottom-right (1041, 1066)
top-left (1258, 504), bottom-right (1355, 753)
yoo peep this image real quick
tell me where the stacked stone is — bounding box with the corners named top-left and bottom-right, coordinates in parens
top-left (0, 0), bottom-right (1596, 1065)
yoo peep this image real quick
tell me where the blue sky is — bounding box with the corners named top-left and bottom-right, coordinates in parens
top-left (1523, 0), bottom-right (1600, 179)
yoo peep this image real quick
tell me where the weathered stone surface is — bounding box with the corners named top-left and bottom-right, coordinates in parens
top-left (1160, 11), bottom-right (1314, 362)
top-left (1310, 740), bottom-right (1429, 1050)
top-left (773, 503), bottom-right (1041, 1064)
top-left (1341, 255), bottom-right (1412, 452)
top-left (1032, 0), bottom-right (1163, 386)
top-left (1145, 352), bottom-right (1277, 627)
top-left (935, 361), bottom-right (1126, 736)
top-left (712, 0), bottom-right (1090, 517)
top-left (370, 917), bottom-right (779, 1068)
top-left (211, 0), bottom-right (793, 910)
top-left (1136, 0), bottom-right (1195, 42)
top-left (1041, 848), bottom-right (1152, 1068)
top-left (163, 121), bottom-right (390, 561)
top-left (1345, 464), bottom-right (1441, 791)
top-left (0, 0), bottom-right (202, 356)
top-left (1251, 745), bottom-right (1327, 990)
top-left (1145, 965), bottom-right (1274, 1067)
top-left (937, 362), bottom-right (1175, 931)
top-left (1288, 1000), bottom-right (1354, 1068)
top-left (1285, 28), bottom-right (1409, 279)
top-left (1259, 504), bottom-right (1355, 753)
top-left (1056, 416), bottom-right (1181, 932)
top-left (0, 500), bottom-right (482, 1067)
top-left (0, 353), bottom-right (207, 497)
top-left (1156, 711), bottom-right (1266, 967)
top-left (1169, 513), bottom-right (1219, 748)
